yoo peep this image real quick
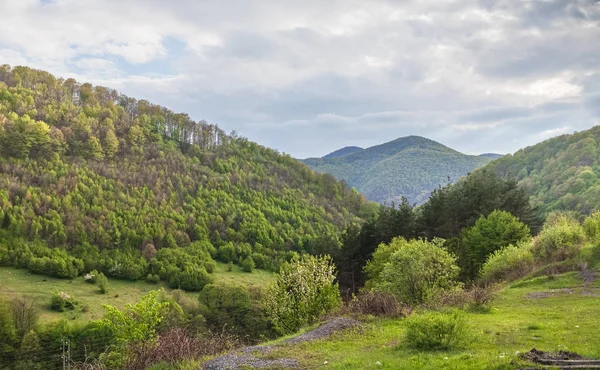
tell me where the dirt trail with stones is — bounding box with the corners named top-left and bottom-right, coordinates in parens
top-left (203, 318), bottom-right (362, 370)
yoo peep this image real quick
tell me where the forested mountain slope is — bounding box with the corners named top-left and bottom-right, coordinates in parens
top-left (302, 136), bottom-right (491, 205)
top-left (484, 125), bottom-right (600, 215)
top-left (0, 65), bottom-right (368, 289)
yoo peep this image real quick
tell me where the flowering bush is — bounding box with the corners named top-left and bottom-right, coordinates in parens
top-left (265, 255), bottom-right (340, 334)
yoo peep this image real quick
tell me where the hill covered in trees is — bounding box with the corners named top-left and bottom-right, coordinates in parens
top-left (484, 125), bottom-right (600, 215)
top-left (302, 136), bottom-right (491, 205)
top-left (0, 65), bottom-right (370, 289)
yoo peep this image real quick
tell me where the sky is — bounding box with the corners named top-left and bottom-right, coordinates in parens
top-left (1, 0), bottom-right (599, 158)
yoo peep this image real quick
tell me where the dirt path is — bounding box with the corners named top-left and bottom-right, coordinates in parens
top-left (203, 318), bottom-right (362, 370)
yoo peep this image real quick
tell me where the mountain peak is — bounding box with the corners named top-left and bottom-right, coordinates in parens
top-left (323, 146), bottom-right (364, 159)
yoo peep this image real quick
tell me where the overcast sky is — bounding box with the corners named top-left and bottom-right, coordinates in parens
top-left (1, 0), bottom-right (599, 158)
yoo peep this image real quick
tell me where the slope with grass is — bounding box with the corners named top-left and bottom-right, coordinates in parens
top-left (0, 263), bottom-right (275, 324)
top-left (226, 271), bottom-right (600, 369)
top-left (302, 136), bottom-right (491, 205)
top-left (484, 125), bottom-right (600, 215)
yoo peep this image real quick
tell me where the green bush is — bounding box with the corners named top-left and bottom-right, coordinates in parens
top-left (532, 214), bottom-right (585, 261)
top-left (50, 292), bottom-right (77, 312)
top-left (265, 255), bottom-right (340, 335)
top-left (84, 269), bottom-right (99, 284)
top-left (367, 238), bottom-right (461, 306)
top-left (204, 260), bottom-right (216, 274)
top-left (241, 256), bottom-right (255, 273)
top-left (404, 310), bottom-right (471, 350)
top-left (479, 242), bottom-right (535, 283)
top-left (461, 210), bottom-right (531, 279)
top-left (98, 273), bottom-right (109, 294)
top-left (146, 274), bottom-right (160, 284)
top-left (583, 211), bottom-right (600, 245)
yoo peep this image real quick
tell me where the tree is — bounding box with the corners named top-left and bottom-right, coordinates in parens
top-left (0, 301), bottom-right (16, 363)
top-left (367, 238), bottom-right (460, 306)
top-left (98, 272), bottom-right (109, 294)
top-left (102, 290), bottom-right (170, 345)
top-left (461, 210), bottom-right (532, 279)
top-left (9, 297), bottom-right (38, 342)
top-left (241, 256), bottom-right (255, 272)
top-left (265, 255), bottom-right (340, 334)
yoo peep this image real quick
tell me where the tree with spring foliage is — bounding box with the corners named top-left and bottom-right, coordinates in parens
top-left (265, 255), bottom-right (340, 334)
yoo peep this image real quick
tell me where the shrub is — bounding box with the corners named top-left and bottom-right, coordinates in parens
top-left (583, 211), bottom-right (600, 244)
top-left (50, 292), bottom-right (77, 312)
top-left (102, 290), bottom-right (170, 345)
top-left (367, 238), bottom-right (461, 306)
top-left (265, 255), bottom-right (340, 335)
top-left (432, 285), bottom-right (498, 311)
top-left (147, 274), bottom-right (160, 284)
top-left (84, 269), bottom-right (100, 284)
top-left (241, 256), bottom-right (255, 273)
top-left (404, 310), bottom-right (471, 350)
top-left (461, 210), bottom-right (532, 279)
top-left (532, 214), bottom-right (585, 261)
top-left (204, 260), bottom-right (216, 274)
top-left (479, 242), bottom-right (535, 283)
top-left (98, 272), bottom-right (109, 294)
top-left (344, 291), bottom-right (406, 318)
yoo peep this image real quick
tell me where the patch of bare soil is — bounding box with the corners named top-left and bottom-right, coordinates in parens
top-left (526, 288), bottom-right (573, 299)
top-left (519, 348), bottom-right (600, 369)
top-left (203, 318), bottom-right (363, 370)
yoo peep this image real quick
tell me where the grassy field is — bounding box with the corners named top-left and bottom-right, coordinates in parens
top-left (257, 271), bottom-right (600, 369)
top-left (0, 262), bottom-right (275, 323)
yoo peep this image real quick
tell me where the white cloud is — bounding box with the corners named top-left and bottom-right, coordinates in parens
top-left (0, 0), bottom-right (598, 158)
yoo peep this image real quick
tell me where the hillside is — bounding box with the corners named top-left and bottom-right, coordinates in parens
top-left (302, 136), bottom-right (491, 205)
top-left (484, 125), bottom-right (600, 215)
top-left (0, 65), bottom-right (368, 289)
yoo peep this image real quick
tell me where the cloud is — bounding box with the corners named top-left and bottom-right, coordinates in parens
top-left (1, 0), bottom-right (599, 158)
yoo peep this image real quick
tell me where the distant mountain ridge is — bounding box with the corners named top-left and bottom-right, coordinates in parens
top-left (323, 146), bottom-right (363, 158)
top-left (479, 153), bottom-right (504, 160)
top-left (302, 136), bottom-right (492, 205)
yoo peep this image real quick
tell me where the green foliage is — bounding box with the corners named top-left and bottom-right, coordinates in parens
top-left (479, 242), bottom-right (535, 283)
top-left (303, 136), bottom-right (491, 205)
top-left (102, 290), bottom-right (169, 345)
top-left (0, 301), bottom-right (17, 363)
top-left (532, 213), bottom-right (586, 261)
top-left (486, 125), bottom-right (600, 215)
top-left (147, 273), bottom-right (160, 284)
top-left (97, 272), bottom-right (109, 294)
top-left (84, 269), bottom-right (99, 284)
top-left (198, 283), bottom-right (272, 338)
top-left (367, 238), bottom-right (461, 306)
top-left (265, 255), bottom-right (340, 335)
top-left (241, 256), bottom-right (255, 272)
top-left (0, 65), bottom-right (367, 287)
top-left (489, 126), bottom-right (600, 215)
top-left (50, 291), bottom-right (77, 312)
top-left (583, 211), bottom-right (600, 245)
top-left (461, 210), bottom-right (532, 279)
top-left (404, 310), bottom-right (471, 351)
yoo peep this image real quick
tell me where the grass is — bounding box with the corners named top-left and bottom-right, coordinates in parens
top-left (255, 272), bottom-right (600, 369)
top-left (0, 262), bottom-right (275, 323)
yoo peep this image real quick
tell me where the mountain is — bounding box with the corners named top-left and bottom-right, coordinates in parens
top-left (322, 146), bottom-right (364, 158)
top-left (479, 153), bottom-right (504, 160)
top-left (302, 136), bottom-right (491, 205)
top-left (0, 65), bottom-right (369, 288)
top-left (483, 125), bottom-right (600, 215)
